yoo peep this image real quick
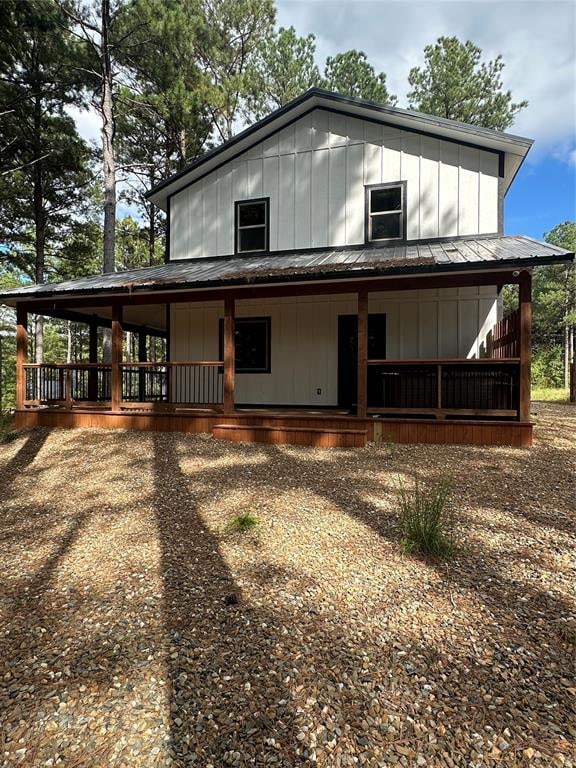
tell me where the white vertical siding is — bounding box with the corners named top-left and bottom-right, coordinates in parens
top-left (170, 287), bottom-right (498, 405)
top-left (169, 110), bottom-right (500, 260)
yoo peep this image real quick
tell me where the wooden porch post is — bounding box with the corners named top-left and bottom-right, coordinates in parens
top-left (111, 304), bottom-right (123, 412)
top-left (138, 331), bottom-right (147, 403)
top-left (519, 270), bottom-right (532, 422)
top-left (224, 296), bottom-right (235, 413)
top-left (88, 317), bottom-right (98, 401)
top-left (16, 304), bottom-right (28, 409)
top-left (357, 289), bottom-right (368, 418)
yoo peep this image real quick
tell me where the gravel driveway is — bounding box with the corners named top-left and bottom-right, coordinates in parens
top-left (0, 402), bottom-right (574, 767)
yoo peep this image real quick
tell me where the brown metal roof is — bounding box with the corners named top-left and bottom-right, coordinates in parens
top-left (0, 235), bottom-right (572, 304)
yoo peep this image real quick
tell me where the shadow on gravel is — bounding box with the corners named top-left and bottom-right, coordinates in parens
top-left (151, 432), bottom-right (302, 765)
top-left (0, 427), bottom-right (50, 498)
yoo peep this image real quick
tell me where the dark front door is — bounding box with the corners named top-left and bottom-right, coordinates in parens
top-left (338, 313), bottom-right (386, 411)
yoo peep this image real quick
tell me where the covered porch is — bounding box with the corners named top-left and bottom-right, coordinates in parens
top-left (13, 267), bottom-right (533, 448)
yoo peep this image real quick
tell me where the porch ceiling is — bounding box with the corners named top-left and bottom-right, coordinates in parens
top-left (0, 234), bottom-right (573, 306)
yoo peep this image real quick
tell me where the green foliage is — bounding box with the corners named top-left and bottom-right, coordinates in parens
top-left (398, 476), bottom-right (455, 557)
top-left (531, 387), bottom-right (569, 403)
top-left (250, 26), bottom-right (320, 117)
top-left (532, 346), bottom-right (565, 388)
top-left (407, 37), bottom-right (527, 130)
top-left (226, 512), bottom-right (260, 535)
top-left (199, 0), bottom-right (276, 140)
top-left (323, 50), bottom-right (396, 104)
top-left (0, 412), bottom-right (16, 441)
top-left (0, 0), bottom-right (92, 283)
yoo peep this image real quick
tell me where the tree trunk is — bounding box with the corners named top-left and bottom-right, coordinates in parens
top-left (67, 321), bottom-right (73, 364)
top-left (33, 86), bottom-right (46, 365)
top-left (101, 0), bottom-right (116, 275)
top-left (100, 0), bottom-right (116, 361)
top-left (177, 128), bottom-right (186, 171)
top-left (149, 201), bottom-right (155, 266)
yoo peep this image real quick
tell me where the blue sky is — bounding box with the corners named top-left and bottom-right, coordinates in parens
top-left (277, 0), bottom-right (576, 240)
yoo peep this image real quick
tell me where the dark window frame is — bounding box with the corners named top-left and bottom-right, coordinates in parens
top-left (364, 181), bottom-right (407, 244)
top-left (234, 197), bottom-right (270, 255)
top-left (218, 316), bottom-right (272, 374)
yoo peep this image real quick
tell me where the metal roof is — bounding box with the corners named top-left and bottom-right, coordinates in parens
top-left (0, 235), bottom-right (572, 304)
top-left (146, 89), bottom-right (534, 209)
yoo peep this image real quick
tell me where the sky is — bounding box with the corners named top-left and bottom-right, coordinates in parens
top-left (275, 0), bottom-right (576, 239)
top-left (73, 0), bottom-right (576, 240)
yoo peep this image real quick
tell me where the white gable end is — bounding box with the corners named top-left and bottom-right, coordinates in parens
top-left (169, 109), bottom-right (500, 261)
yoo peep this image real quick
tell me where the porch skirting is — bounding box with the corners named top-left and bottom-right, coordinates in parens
top-left (14, 408), bottom-right (533, 448)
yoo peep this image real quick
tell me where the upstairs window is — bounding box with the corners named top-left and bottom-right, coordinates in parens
top-left (235, 198), bottom-right (269, 254)
top-left (366, 183), bottom-right (406, 243)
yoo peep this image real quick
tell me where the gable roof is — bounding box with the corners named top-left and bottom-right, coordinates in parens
top-left (146, 88), bottom-right (534, 211)
top-left (1, 235), bottom-right (571, 305)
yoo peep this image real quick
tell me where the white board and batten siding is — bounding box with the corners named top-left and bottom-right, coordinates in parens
top-left (169, 110), bottom-right (500, 261)
top-left (171, 287), bottom-right (499, 406)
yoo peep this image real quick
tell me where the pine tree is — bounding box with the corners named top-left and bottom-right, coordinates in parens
top-left (407, 37), bottom-right (527, 130)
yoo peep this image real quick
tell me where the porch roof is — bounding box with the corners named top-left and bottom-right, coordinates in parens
top-left (0, 234), bottom-right (573, 305)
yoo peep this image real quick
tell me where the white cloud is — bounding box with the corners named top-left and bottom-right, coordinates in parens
top-left (277, 0), bottom-right (576, 164)
top-left (67, 105), bottom-right (101, 144)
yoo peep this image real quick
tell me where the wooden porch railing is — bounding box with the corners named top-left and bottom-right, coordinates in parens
top-left (23, 361), bottom-right (224, 409)
top-left (366, 358), bottom-right (520, 419)
top-left (24, 363), bottom-right (111, 405)
top-left (24, 359), bottom-right (519, 419)
top-left (119, 362), bottom-right (224, 408)
top-left (488, 309), bottom-right (520, 358)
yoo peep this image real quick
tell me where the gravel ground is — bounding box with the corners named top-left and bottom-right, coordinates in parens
top-left (0, 402), bottom-right (574, 768)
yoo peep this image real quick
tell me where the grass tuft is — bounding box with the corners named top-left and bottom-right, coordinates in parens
top-left (398, 475), bottom-right (455, 558)
top-left (225, 512), bottom-right (259, 536)
top-left (1, 430), bottom-right (19, 444)
top-left (531, 387), bottom-right (570, 404)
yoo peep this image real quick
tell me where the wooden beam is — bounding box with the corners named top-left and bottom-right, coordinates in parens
top-left (28, 306), bottom-right (167, 337)
top-left (15, 304), bottom-right (28, 409)
top-left (138, 331), bottom-right (147, 403)
top-left (519, 270), bottom-right (532, 422)
top-left (223, 296), bottom-right (235, 414)
top-left (27, 270), bottom-right (521, 312)
top-left (111, 305), bottom-right (123, 412)
top-left (357, 289), bottom-right (368, 418)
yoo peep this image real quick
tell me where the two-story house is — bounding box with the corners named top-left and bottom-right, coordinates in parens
top-left (2, 89), bottom-right (573, 446)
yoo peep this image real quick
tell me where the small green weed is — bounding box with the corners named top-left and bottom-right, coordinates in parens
top-left (398, 475), bottom-right (455, 558)
top-left (225, 513), bottom-right (260, 536)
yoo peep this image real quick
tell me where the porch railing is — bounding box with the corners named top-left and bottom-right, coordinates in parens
top-left (366, 359), bottom-right (520, 419)
top-left (119, 362), bottom-right (224, 407)
top-left (23, 361), bottom-right (224, 409)
top-left (487, 309), bottom-right (520, 359)
top-left (24, 364), bottom-right (111, 405)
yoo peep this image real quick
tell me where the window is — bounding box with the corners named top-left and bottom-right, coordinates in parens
top-left (235, 198), bottom-right (269, 254)
top-left (219, 317), bottom-right (271, 373)
top-left (366, 183), bottom-right (406, 243)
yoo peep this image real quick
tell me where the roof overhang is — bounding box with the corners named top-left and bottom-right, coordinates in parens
top-left (1, 236), bottom-right (572, 308)
top-left (146, 89), bottom-right (534, 211)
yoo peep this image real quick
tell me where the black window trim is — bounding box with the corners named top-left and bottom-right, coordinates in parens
top-left (364, 181), bottom-right (407, 244)
top-left (234, 197), bottom-right (270, 255)
top-left (218, 315), bottom-right (272, 374)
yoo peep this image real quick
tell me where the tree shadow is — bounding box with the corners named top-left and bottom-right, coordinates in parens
top-left (150, 431), bottom-right (303, 764)
top-left (0, 427), bottom-right (51, 496)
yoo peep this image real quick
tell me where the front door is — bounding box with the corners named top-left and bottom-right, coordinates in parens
top-left (337, 314), bottom-right (386, 411)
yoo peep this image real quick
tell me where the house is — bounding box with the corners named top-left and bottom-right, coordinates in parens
top-left (1, 89), bottom-right (574, 447)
